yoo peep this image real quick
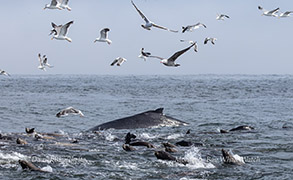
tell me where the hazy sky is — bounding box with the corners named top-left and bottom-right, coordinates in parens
top-left (0, 0), bottom-right (293, 75)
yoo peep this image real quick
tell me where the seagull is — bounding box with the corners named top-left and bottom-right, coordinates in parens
top-left (0, 69), bottom-right (10, 76)
top-left (50, 21), bottom-right (74, 42)
top-left (279, 11), bottom-right (293, 18)
top-left (258, 6), bottom-right (279, 17)
top-left (216, 14), bottom-right (230, 20)
top-left (180, 40), bottom-right (198, 52)
top-left (59, 0), bottom-right (71, 11)
top-left (110, 57), bottom-right (127, 66)
top-left (43, 57), bottom-right (53, 68)
top-left (204, 37), bottom-right (217, 45)
top-left (149, 43), bottom-right (195, 67)
top-left (131, 0), bottom-right (178, 33)
top-left (182, 23), bottom-right (207, 33)
top-left (44, 0), bottom-right (62, 10)
top-left (56, 107), bottom-right (84, 118)
top-left (38, 53), bottom-right (46, 71)
top-left (94, 28), bottom-right (112, 45)
top-left (138, 48), bottom-right (151, 61)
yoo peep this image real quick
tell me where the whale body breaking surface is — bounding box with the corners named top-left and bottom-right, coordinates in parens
top-left (90, 108), bottom-right (188, 131)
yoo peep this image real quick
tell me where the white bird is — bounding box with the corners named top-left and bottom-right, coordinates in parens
top-left (149, 43), bottom-right (195, 67)
top-left (131, 0), bottom-right (178, 33)
top-left (44, 0), bottom-right (62, 10)
top-left (56, 107), bottom-right (84, 118)
top-left (182, 23), bottom-right (207, 33)
top-left (38, 53), bottom-right (46, 71)
top-left (110, 57), bottom-right (127, 66)
top-left (204, 37), bottom-right (217, 45)
top-left (59, 0), bottom-right (71, 11)
top-left (216, 14), bottom-right (230, 20)
top-left (258, 6), bottom-right (279, 17)
top-left (138, 48), bottom-right (151, 61)
top-left (50, 21), bottom-right (74, 42)
top-left (180, 40), bottom-right (198, 52)
top-left (94, 28), bottom-right (112, 45)
top-left (0, 69), bottom-right (10, 76)
top-left (279, 11), bottom-right (293, 18)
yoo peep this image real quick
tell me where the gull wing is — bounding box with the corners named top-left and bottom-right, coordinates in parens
top-left (131, 0), bottom-right (150, 23)
top-left (268, 7), bottom-right (279, 14)
top-left (152, 23), bottom-right (178, 33)
top-left (110, 59), bottom-right (118, 66)
top-left (51, 22), bottom-right (62, 35)
top-left (38, 53), bottom-right (43, 65)
top-left (194, 22), bottom-right (207, 28)
top-left (168, 43), bottom-right (195, 62)
top-left (60, 0), bottom-right (69, 5)
top-left (51, 0), bottom-right (59, 6)
top-left (60, 21), bottom-right (73, 36)
top-left (204, 38), bottom-right (209, 44)
top-left (148, 55), bottom-right (165, 60)
top-left (100, 28), bottom-right (110, 39)
top-left (51, 22), bottom-right (57, 28)
top-left (283, 11), bottom-right (293, 15)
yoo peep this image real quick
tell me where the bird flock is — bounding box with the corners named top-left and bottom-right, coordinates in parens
top-left (0, 2), bottom-right (292, 76)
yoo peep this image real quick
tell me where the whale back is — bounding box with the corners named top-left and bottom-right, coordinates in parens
top-left (90, 108), bottom-right (187, 131)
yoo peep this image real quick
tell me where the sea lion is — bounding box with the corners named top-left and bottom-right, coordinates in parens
top-left (221, 149), bottom-right (245, 165)
top-left (18, 160), bottom-right (44, 172)
top-left (129, 141), bottom-right (155, 148)
top-left (220, 125), bottom-right (254, 133)
top-left (16, 138), bottom-right (27, 145)
top-left (155, 151), bottom-right (188, 165)
top-left (162, 142), bottom-right (176, 148)
top-left (125, 132), bottom-right (137, 144)
top-left (122, 144), bottom-right (136, 151)
top-left (230, 125), bottom-right (254, 131)
top-left (165, 147), bottom-right (177, 153)
top-left (25, 128), bottom-right (35, 134)
top-left (175, 140), bottom-right (193, 147)
top-left (155, 151), bottom-right (176, 161)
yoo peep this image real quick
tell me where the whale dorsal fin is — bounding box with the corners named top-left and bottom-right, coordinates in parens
top-left (154, 108), bottom-right (164, 113)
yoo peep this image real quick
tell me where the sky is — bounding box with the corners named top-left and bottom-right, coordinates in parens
top-left (0, 0), bottom-right (293, 75)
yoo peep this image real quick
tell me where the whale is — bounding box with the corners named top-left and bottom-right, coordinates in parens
top-left (90, 108), bottom-right (188, 131)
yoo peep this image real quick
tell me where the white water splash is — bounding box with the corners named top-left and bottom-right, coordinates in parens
top-left (137, 133), bottom-right (159, 140)
top-left (183, 147), bottom-right (215, 169)
top-left (102, 131), bottom-right (117, 142)
top-left (40, 165), bottom-right (53, 172)
top-left (116, 161), bottom-right (139, 170)
top-left (166, 133), bottom-right (183, 140)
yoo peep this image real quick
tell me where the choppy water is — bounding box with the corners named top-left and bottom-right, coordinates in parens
top-left (0, 74), bottom-right (293, 179)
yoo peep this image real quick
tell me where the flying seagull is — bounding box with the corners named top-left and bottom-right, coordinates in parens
top-left (182, 23), bottom-right (207, 33)
top-left (44, 0), bottom-right (62, 10)
top-left (110, 57), bottom-right (127, 66)
top-left (138, 48), bottom-right (151, 61)
top-left (56, 107), bottom-right (84, 118)
top-left (131, 0), bottom-right (178, 33)
top-left (0, 69), bottom-right (10, 76)
top-left (258, 6), bottom-right (279, 17)
top-left (216, 14), bottom-right (230, 20)
top-left (149, 43), bottom-right (195, 67)
top-left (38, 53), bottom-right (46, 71)
top-left (50, 21), bottom-right (74, 42)
top-left (204, 37), bottom-right (217, 45)
top-left (279, 11), bottom-right (293, 18)
top-left (180, 40), bottom-right (198, 52)
top-left (94, 28), bottom-right (112, 44)
top-left (59, 0), bottom-right (71, 11)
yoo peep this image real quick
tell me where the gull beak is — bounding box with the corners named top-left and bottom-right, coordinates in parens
top-left (51, 37), bottom-right (54, 40)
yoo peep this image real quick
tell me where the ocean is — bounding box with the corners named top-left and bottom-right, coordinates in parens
top-left (0, 74), bottom-right (292, 179)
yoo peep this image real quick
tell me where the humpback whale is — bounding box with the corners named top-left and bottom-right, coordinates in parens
top-left (90, 108), bottom-right (188, 131)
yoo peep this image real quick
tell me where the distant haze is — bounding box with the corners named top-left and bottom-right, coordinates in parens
top-left (0, 0), bottom-right (292, 75)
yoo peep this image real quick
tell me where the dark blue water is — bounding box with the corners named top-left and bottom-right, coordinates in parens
top-left (0, 75), bottom-right (293, 179)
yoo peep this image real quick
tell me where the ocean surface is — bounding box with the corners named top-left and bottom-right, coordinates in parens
top-left (0, 74), bottom-right (293, 179)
